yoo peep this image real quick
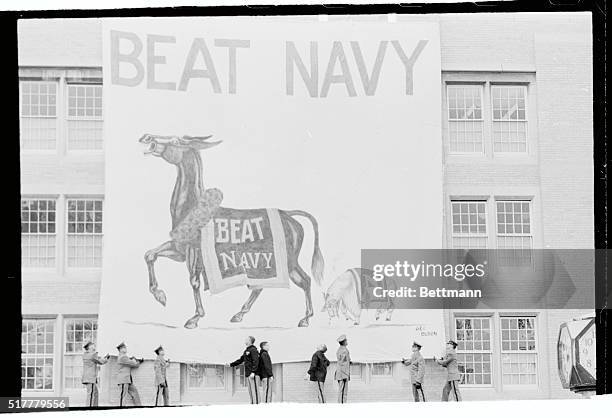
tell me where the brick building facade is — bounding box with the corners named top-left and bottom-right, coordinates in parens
top-left (19, 13), bottom-right (593, 405)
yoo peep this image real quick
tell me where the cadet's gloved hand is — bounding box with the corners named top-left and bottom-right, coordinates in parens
top-left (415, 382), bottom-right (422, 389)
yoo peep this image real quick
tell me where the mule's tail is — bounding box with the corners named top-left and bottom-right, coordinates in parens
top-left (285, 210), bottom-right (324, 287)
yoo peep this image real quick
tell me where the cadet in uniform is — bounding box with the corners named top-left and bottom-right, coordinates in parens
top-left (230, 336), bottom-right (260, 404)
top-left (334, 335), bottom-right (351, 404)
top-left (308, 344), bottom-right (330, 403)
top-left (154, 345), bottom-right (170, 406)
top-left (81, 342), bottom-right (109, 407)
top-left (258, 341), bottom-right (274, 403)
top-left (402, 341), bottom-right (426, 402)
top-left (437, 340), bottom-right (461, 401)
top-left (116, 342), bottom-right (143, 407)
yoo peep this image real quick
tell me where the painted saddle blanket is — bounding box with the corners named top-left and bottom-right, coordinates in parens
top-left (201, 207), bottom-right (290, 294)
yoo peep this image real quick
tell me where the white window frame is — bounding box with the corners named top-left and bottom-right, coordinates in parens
top-left (185, 363), bottom-right (227, 391)
top-left (19, 80), bottom-right (59, 152)
top-left (233, 364), bottom-right (248, 391)
top-left (21, 197), bottom-right (57, 269)
top-left (491, 84), bottom-right (529, 155)
top-left (450, 200), bottom-right (488, 249)
top-left (443, 73), bottom-right (537, 161)
top-left (65, 83), bottom-right (103, 121)
top-left (446, 83), bottom-right (485, 155)
top-left (65, 198), bottom-right (104, 269)
top-left (350, 362), bottom-right (363, 380)
top-left (454, 316), bottom-right (494, 387)
top-left (65, 83), bottom-right (104, 152)
top-left (63, 318), bottom-right (98, 390)
top-left (499, 315), bottom-right (539, 388)
top-left (21, 318), bottom-right (55, 392)
top-left (495, 200), bottom-right (533, 250)
top-left (370, 362), bottom-right (394, 379)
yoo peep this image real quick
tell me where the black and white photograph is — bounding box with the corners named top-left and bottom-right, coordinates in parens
top-left (2, 1), bottom-right (609, 417)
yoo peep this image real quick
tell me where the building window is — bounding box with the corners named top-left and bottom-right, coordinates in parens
top-left (492, 85), bottom-right (528, 153)
top-left (500, 317), bottom-right (537, 385)
top-left (64, 319), bottom-right (98, 389)
top-left (21, 199), bottom-right (56, 268)
top-left (20, 81), bottom-right (57, 150)
top-left (66, 199), bottom-right (103, 267)
top-left (371, 362), bottom-right (393, 377)
top-left (451, 201), bottom-right (487, 248)
top-left (447, 85), bottom-right (484, 153)
top-left (455, 317), bottom-right (492, 385)
top-left (66, 84), bottom-right (103, 150)
top-left (234, 364), bottom-right (247, 388)
top-left (350, 363), bottom-right (363, 379)
top-left (21, 319), bottom-right (54, 391)
top-left (496, 201), bottom-right (532, 249)
top-left (186, 364), bottom-right (225, 389)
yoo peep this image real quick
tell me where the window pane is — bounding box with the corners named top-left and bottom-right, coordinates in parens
top-left (21, 319), bottom-right (54, 391)
top-left (65, 319), bottom-right (98, 353)
top-left (20, 81), bottom-right (58, 150)
top-left (496, 201), bottom-right (532, 262)
top-left (21, 199), bottom-right (56, 268)
top-left (186, 364), bottom-right (225, 389)
top-left (67, 85), bottom-right (103, 120)
top-left (447, 85), bottom-right (483, 153)
top-left (21, 82), bottom-right (57, 118)
top-left (500, 317), bottom-right (538, 386)
top-left (350, 363), bottom-right (362, 379)
top-left (456, 317), bottom-right (492, 385)
top-left (63, 355), bottom-right (83, 389)
top-left (67, 120), bottom-right (104, 150)
top-left (66, 199), bottom-right (104, 267)
top-left (451, 201), bottom-right (487, 249)
top-left (371, 362), bottom-right (393, 376)
top-left (492, 86), bottom-right (527, 153)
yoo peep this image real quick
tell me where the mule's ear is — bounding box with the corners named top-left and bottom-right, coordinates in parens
top-left (181, 135), bottom-right (221, 150)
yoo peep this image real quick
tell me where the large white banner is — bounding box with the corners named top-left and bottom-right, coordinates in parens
top-left (98, 16), bottom-right (445, 363)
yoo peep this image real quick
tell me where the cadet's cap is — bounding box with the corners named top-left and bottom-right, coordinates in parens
top-left (412, 341), bottom-right (422, 349)
top-left (83, 341), bottom-right (93, 350)
top-left (447, 340), bottom-right (458, 348)
top-left (116, 342), bottom-right (126, 350)
top-left (154, 345), bottom-right (163, 355)
top-left (337, 334), bottom-right (347, 343)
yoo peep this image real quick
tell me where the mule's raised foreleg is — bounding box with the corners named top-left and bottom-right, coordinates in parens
top-left (184, 246), bottom-right (205, 329)
top-left (230, 288), bottom-right (263, 323)
top-left (144, 240), bottom-right (185, 306)
top-left (290, 265), bottom-right (314, 327)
